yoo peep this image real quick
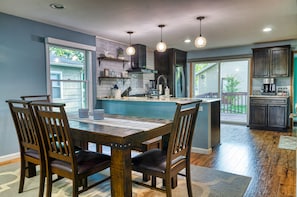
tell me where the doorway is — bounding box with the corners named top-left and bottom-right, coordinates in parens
top-left (192, 59), bottom-right (250, 124)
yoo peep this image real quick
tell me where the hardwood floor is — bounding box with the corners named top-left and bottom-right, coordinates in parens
top-left (1, 124), bottom-right (295, 196)
top-left (191, 124), bottom-right (296, 197)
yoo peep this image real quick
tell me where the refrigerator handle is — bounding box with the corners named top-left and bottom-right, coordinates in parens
top-left (181, 67), bottom-right (185, 96)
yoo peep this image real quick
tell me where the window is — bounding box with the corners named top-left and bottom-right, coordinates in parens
top-left (45, 38), bottom-right (95, 112)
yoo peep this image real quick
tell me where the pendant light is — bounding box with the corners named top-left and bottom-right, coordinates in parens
top-left (126, 31), bottom-right (135, 56)
top-left (156, 24), bottom-right (167, 52)
top-left (195, 16), bottom-right (207, 48)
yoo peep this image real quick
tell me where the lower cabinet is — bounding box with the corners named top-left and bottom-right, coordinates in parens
top-left (249, 97), bottom-right (289, 131)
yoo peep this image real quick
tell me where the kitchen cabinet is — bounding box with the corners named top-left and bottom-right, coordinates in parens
top-left (249, 96), bottom-right (289, 131)
top-left (154, 48), bottom-right (187, 96)
top-left (252, 45), bottom-right (290, 77)
top-left (154, 50), bottom-right (169, 75)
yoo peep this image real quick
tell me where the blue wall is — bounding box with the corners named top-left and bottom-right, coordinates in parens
top-left (0, 12), bottom-right (96, 157)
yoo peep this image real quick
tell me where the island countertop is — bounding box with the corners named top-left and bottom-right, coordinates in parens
top-left (97, 96), bottom-right (220, 103)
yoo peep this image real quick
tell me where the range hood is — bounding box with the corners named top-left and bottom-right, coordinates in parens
top-left (126, 44), bottom-right (157, 74)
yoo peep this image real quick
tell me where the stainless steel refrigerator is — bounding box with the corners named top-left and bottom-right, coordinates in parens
top-left (174, 65), bottom-right (186, 97)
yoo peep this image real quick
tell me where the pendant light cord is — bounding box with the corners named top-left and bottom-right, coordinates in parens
top-left (199, 19), bottom-right (202, 36)
top-left (161, 27), bottom-right (163, 42)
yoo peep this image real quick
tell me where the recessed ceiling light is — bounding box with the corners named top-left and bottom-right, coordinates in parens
top-left (184, 39), bottom-right (191, 43)
top-left (263, 27), bottom-right (272, 32)
top-left (50, 3), bottom-right (64, 9)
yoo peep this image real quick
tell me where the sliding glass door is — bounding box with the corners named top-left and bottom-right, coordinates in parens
top-left (192, 59), bottom-right (250, 124)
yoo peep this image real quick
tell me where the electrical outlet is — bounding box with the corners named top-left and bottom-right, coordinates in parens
top-left (199, 106), bottom-right (203, 111)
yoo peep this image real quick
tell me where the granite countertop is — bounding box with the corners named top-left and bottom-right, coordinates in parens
top-left (97, 96), bottom-right (220, 103)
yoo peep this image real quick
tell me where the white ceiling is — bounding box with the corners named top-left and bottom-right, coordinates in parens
top-left (1, 0), bottom-right (297, 52)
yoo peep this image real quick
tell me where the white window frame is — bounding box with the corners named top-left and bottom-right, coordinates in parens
top-left (45, 37), bottom-right (96, 110)
top-left (50, 71), bottom-right (63, 99)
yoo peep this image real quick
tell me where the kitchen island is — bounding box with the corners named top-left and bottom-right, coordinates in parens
top-left (96, 97), bottom-right (220, 154)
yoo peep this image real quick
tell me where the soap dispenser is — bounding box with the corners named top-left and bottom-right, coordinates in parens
top-left (165, 86), bottom-right (170, 97)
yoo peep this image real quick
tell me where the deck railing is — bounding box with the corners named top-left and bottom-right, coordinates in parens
top-left (197, 92), bottom-right (248, 114)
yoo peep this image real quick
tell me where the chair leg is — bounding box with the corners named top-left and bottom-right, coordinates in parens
top-left (46, 172), bottom-right (53, 197)
top-left (171, 175), bottom-right (177, 189)
top-left (143, 174), bottom-right (150, 182)
top-left (73, 180), bottom-right (79, 197)
top-left (165, 176), bottom-right (172, 197)
top-left (18, 158), bottom-right (25, 193)
top-left (38, 165), bottom-right (45, 197)
top-left (186, 165), bottom-right (193, 197)
top-left (151, 176), bottom-right (157, 187)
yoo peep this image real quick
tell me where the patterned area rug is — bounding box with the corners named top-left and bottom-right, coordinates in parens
top-left (278, 136), bottom-right (297, 150)
top-left (0, 163), bottom-right (251, 197)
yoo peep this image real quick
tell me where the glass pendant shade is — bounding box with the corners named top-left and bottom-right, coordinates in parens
top-left (156, 41), bottom-right (167, 52)
top-left (126, 31), bottom-right (135, 55)
top-left (194, 36), bottom-right (207, 48)
top-left (126, 46), bottom-right (135, 55)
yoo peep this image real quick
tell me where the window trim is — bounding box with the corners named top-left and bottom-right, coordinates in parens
top-left (45, 38), bottom-right (94, 110)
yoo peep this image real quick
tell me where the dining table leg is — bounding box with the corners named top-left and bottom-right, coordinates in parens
top-left (110, 145), bottom-right (132, 197)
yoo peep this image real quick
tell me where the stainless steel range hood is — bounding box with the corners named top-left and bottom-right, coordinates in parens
top-left (126, 44), bottom-right (157, 74)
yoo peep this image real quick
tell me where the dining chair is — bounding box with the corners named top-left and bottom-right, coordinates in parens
top-left (32, 102), bottom-right (111, 197)
top-left (20, 94), bottom-right (51, 102)
top-left (6, 99), bottom-right (45, 197)
top-left (132, 100), bottom-right (201, 197)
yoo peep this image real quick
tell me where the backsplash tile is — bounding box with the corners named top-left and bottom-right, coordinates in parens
top-left (96, 37), bottom-right (154, 98)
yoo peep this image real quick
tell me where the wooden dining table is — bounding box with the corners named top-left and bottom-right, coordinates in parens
top-left (68, 114), bottom-right (173, 197)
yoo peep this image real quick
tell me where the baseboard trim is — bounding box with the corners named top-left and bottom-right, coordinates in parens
top-left (0, 152), bottom-right (19, 163)
top-left (191, 147), bottom-right (212, 154)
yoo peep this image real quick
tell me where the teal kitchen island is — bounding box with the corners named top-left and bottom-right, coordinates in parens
top-left (96, 97), bottom-right (220, 154)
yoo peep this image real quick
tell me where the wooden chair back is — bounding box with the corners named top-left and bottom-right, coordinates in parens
top-left (32, 102), bottom-right (76, 164)
top-left (7, 99), bottom-right (43, 156)
top-left (166, 101), bottom-right (201, 168)
top-left (21, 95), bottom-right (51, 102)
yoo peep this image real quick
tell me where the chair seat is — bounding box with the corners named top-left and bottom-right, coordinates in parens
top-left (51, 150), bottom-right (110, 174)
top-left (25, 149), bottom-right (40, 159)
top-left (132, 149), bottom-right (185, 174)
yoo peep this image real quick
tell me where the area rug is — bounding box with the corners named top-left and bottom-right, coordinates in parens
top-left (0, 163), bottom-right (251, 197)
top-left (278, 136), bottom-right (297, 150)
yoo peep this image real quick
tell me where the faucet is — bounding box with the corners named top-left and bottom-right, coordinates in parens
top-left (156, 75), bottom-right (167, 98)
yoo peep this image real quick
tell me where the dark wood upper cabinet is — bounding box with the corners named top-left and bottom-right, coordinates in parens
top-left (252, 48), bottom-right (269, 77)
top-left (270, 46), bottom-right (290, 77)
top-left (154, 48), bottom-right (187, 96)
top-left (252, 45), bottom-right (290, 77)
top-left (154, 50), bottom-right (169, 75)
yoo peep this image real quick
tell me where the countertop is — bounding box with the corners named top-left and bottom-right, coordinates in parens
top-left (249, 95), bottom-right (290, 98)
top-left (97, 96), bottom-right (220, 103)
